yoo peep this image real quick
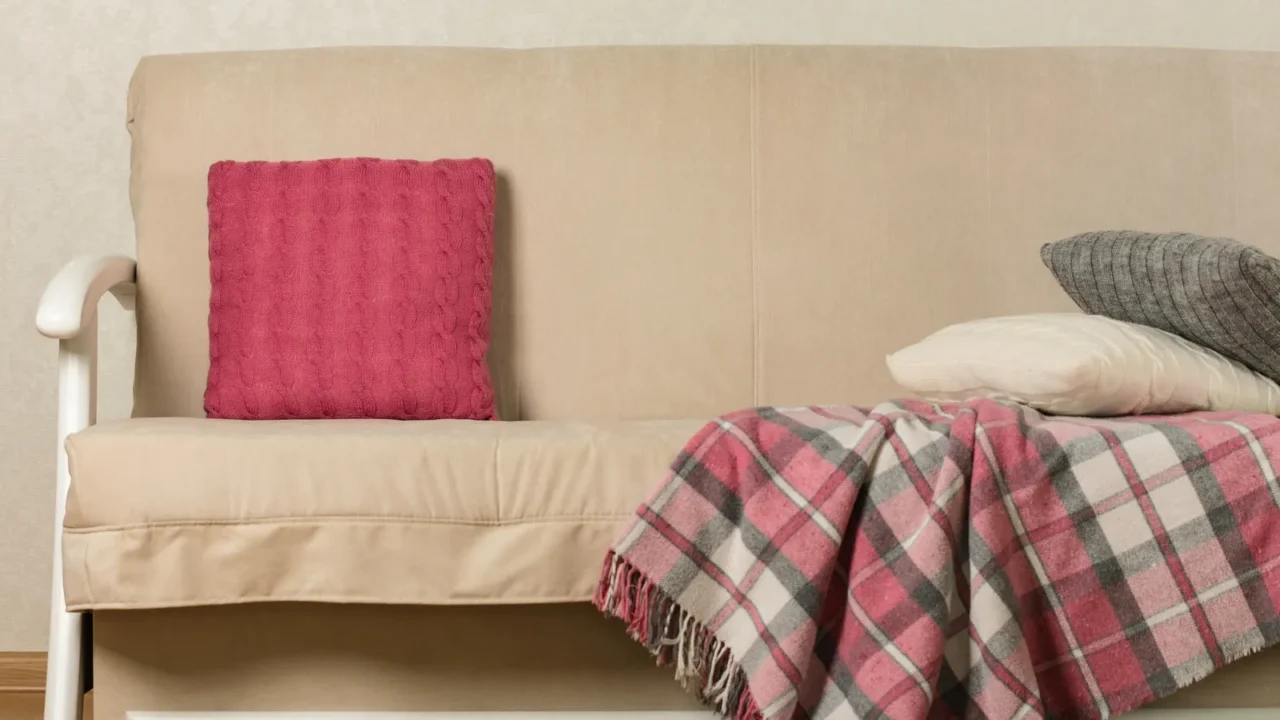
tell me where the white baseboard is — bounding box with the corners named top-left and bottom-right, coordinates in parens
top-left (128, 714), bottom-right (716, 719)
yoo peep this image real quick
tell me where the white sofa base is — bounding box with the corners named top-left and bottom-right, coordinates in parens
top-left (127, 714), bottom-right (714, 719)
top-left (116, 706), bottom-right (1280, 718)
top-left (37, 255), bottom-right (137, 720)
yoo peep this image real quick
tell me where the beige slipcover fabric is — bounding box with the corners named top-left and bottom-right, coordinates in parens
top-left (127, 46), bottom-right (1280, 423)
top-left (87, 603), bottom-right (1280, 720)
top-left (91, 604), bottom-right (705, 720)
top-left (75, 46), bottom-right (1280, 610)
top-left (63, 418), bottom-right (702, 610)
top-left (128, 46), bottom-right (758, 421)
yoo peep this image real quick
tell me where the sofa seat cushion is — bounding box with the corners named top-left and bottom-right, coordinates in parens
top-left (62, 418), bottom-right (703, 611)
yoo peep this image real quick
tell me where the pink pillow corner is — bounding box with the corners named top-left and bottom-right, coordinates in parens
top-left (204, 157), bottom-right (497, 421)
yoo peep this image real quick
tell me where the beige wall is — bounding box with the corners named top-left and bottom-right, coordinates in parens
top-left (3, 0), bottom-right (1280, 652)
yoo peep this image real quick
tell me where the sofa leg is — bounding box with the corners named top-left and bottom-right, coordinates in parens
top-left (44, 610), bottom-right (84, 720)
top-left (45, 328), bottom-right (96, 720)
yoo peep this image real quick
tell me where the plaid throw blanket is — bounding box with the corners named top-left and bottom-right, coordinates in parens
top-left (595, 400), bottom-right (1280, 719)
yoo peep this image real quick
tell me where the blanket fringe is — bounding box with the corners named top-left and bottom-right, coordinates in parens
top-left (594, 551), bottom-right (762, 720)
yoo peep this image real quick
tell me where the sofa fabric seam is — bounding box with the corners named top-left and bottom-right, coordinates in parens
top-left (749, 44), bottom-right (762, 406)
top-left (66, 592), bottom-right (600, 612)
top-left (64, 514), bottom-right (634, 533)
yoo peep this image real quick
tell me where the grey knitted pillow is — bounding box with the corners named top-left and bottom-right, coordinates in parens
top-left (1041, 230), bottom-right (1280, 383)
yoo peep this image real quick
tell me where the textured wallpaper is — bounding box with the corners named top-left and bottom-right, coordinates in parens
top-left (3, 0), bottom-right (1280, 651)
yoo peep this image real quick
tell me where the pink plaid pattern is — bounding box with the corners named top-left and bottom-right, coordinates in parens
top-left (595, 400), bottom-right (1280, 719)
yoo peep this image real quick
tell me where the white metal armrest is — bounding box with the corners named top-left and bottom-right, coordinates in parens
top-left (37, 254), bottom-right (135, 720)
top-left (36, 254), bottom-right (136, 339)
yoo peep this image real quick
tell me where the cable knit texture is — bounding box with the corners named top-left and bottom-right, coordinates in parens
top-left (205, 157), bottom-right (497, 420)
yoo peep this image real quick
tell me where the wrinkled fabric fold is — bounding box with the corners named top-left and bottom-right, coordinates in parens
top-left (597, 400), bottom-right (1280, 719)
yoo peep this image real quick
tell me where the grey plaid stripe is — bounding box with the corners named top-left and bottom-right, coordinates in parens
top-left (989, 424), bottom-right (1108, 704)
top-left (1096, 430), bottom-right (1218, 694)
top-left (965, 532), bottom-right (1015, 699)
top-left (1155, 423), bottom-right (1280, 640)
top-left (654, 453), bottom-right (824, 624)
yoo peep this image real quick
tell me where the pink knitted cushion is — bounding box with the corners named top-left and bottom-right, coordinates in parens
top-left (205, 157), bottom-right (497, 420)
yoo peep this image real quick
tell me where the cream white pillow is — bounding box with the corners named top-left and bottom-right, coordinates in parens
top-left (885, 314), bottom-right (1280, 416)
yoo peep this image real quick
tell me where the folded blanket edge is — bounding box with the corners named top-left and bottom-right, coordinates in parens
top-left (594, 550), bottom-right (763, 720)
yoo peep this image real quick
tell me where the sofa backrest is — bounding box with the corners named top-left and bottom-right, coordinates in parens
top-left (128, 46), bottom-right (1280, 420)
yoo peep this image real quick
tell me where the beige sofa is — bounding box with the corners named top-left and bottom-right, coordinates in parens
top-left (35, 45), bottom-right (1280, 719)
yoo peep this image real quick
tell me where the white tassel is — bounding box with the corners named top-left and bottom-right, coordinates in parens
top-left (675, 611), bottom-right (694, 682)
top-left (601, 554), bottom-right (622, 611)
top-left (660, 601), bottom-right (679, 646)
top-left (597, 560), bottom-right (750, 717)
